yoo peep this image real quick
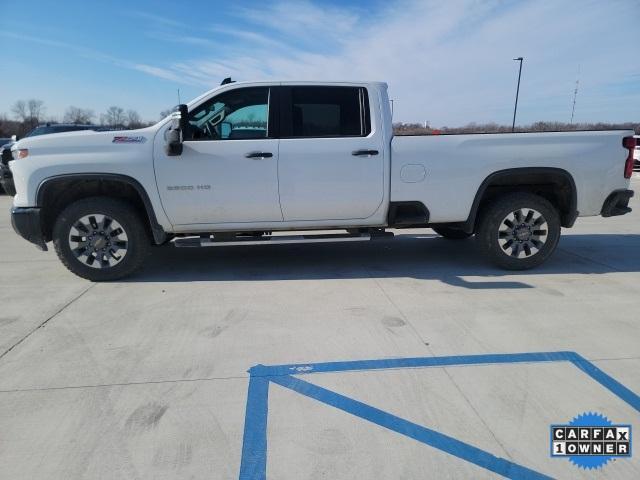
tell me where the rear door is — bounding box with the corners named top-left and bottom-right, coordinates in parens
top-left (277, 86), bottom-right (385, 221)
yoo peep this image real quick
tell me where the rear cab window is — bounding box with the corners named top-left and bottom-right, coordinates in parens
top-left (280, 86), bottom-right (371, 138)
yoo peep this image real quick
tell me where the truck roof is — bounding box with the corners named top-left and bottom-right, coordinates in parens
top-left (187, 80), bottom-right (388, 108)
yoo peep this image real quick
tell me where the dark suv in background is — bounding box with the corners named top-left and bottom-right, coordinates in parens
top-left (1, 123), bottom-right (100, 195)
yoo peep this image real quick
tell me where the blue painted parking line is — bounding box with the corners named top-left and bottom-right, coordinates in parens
top-left (239, 351), bottom-right (640, 479)
top-left (240, 376), bottom-right (269, 480)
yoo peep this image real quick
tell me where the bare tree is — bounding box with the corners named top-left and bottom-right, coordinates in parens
top-left (101, 106), bottom-right (126, 128)
top-left (12, 99), bottom-right (45, 129)
top-left (11, 100), bottom-right (28, 122)
top-left (126, 109), bottom-right (143, 129)
top-left (27, 99), bottom-right (45, 124)
top-left (64, 106), bottom-right (95, 124)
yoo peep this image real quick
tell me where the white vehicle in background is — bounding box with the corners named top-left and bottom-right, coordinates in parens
top-left (634, 134), bottom-right (640, 171)
top-left (7, 80), bottom-right (636, 281)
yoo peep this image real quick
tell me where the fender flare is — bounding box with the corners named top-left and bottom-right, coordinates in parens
top-left (463, 167), bottom-right (578, 233)
top-left (36, 173), bottom-right (168, 244)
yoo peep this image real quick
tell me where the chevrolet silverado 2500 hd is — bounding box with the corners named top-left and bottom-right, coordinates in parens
top-left (8, 81), bottom-right (636, 281)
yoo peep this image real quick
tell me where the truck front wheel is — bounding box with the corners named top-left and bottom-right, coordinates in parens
top-left (476, 192), bottom-right (561, 270)
top-left (52, 197), bottom-right (150, 281)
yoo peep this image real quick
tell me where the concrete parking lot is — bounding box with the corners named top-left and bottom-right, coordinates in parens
top-left (1, 179), bottom-right (639, 479)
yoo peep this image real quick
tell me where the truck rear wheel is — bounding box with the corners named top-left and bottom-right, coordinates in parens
top-left (432, 227), bottom-right (473, 240)
top-left (476, 192), bottom-right (560, 270)
top-left (52, 197), bottom-right (150, 281)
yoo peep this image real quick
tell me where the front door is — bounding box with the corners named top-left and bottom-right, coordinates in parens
top-left (154, 86), bottom-right (282, 226)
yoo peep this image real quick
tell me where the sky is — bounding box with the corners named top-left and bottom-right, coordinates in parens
top-left (0, 0), bottom-right (638, 126)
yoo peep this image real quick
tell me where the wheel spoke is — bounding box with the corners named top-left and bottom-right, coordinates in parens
top-left (112, 240), bottom-right (127, 251)
top-left (102, 216), bottom-right (113, 231)
top-left (524, 209), bottom-right (534, 224)
top-left (531, 238), bottom-right (544, 249)
top-left (514, 210), bottom-right (523, 223)
top-left (75, 222), bottom-right (89, 234)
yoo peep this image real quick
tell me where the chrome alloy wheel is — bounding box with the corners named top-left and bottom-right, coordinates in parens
top-left (497, 208), bottom-right (548, 258)
top-left (68, 214), bottom-right (129, 269)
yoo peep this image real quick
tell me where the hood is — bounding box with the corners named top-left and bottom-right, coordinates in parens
top-left (13, 126), bottom-right (158, 156)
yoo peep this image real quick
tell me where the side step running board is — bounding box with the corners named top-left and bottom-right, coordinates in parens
top-left (174, 232), bottom-right (390, 248)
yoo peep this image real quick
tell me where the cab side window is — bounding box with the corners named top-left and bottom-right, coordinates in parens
top-left (187, 87), bottom-right (269, 140)
top-left (283, 86), bottom-right (370, 138)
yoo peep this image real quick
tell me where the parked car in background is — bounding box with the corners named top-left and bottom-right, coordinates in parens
top-left (0, 138), bottom-right (14, 193)
top-left (0, 138), bottom-right (13, 193)
top-left (634, 135), bottom-right (640, 172)
top-left (1, 123), bottom-right (100, 195)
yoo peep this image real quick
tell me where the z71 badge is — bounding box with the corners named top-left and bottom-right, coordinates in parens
top-left (112, 136), bottom-right (147, 144)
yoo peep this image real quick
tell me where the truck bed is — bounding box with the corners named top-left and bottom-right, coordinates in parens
top-left (391, 130), bottom-right (633, 223)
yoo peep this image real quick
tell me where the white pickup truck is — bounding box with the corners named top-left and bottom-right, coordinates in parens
top-left (7, 81), bottom-right (636, 281)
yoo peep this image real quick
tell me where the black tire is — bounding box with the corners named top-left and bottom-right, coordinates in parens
top-left (432, 226), bottom-right (473, 240)
top-left (53, 197), bottom-right (150, 281)
top-left (475, 192), bottom-right (560, 270)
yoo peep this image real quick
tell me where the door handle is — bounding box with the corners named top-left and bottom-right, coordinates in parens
top-left (245, 151), bottom-right (273, 159)
top-left (352, 149), bottom-right (379, 156)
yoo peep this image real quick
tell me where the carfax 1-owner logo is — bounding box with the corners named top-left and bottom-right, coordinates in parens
top-left (551, 412), bottom-right (632, 470)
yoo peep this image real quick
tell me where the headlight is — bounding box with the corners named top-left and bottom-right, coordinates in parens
top-left (12, 148), bottom-right (29, 160)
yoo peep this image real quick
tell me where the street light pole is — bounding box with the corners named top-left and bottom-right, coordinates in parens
top-left (512, 57), bottom-right (523, 133)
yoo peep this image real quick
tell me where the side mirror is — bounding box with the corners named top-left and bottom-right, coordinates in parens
top-left (178, 104), bottom-right (188, 132)
top-left (11, 135), bottom-right (17, 142)
top-left (165, 104), bottom-right (189, 156)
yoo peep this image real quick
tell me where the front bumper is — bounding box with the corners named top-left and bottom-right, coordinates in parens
top-left (601, 189), bottom-right (634, 217)
top-left (11, 207), bottom-right (48, 251)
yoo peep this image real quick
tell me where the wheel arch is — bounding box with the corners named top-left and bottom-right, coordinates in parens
top-left (462, 167), bottom-right (578, 233)
top-left (36, 173), bottom-right (167, 244)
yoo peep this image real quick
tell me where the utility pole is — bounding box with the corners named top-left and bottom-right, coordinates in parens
top-left (512, 57), bottom-right (523, 132)
top-left (390, 99), bottom-right (394, 119)
top-left (570, 65), bottom-right (580, 124)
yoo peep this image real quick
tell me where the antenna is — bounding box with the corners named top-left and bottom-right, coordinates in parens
top-left (177, 88), bottom-right (181, 105)
top-left (570, 65), bottom-right (580, 124)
